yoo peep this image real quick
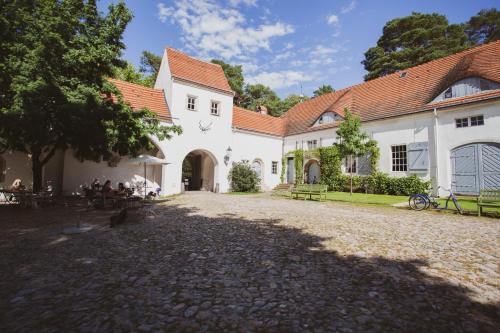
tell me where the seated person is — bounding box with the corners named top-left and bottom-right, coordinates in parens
top-left (101, 180), bottom-right (113, 197)
top-left (116, 182), bottom-right (127, 197)
top-left (91, 178), bottom-right (101, 190)
top-left (10, 179), bottom-right (25, 192)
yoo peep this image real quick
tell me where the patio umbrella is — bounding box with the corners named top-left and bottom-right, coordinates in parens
top-left (127, 155), bottom-right (170, 198)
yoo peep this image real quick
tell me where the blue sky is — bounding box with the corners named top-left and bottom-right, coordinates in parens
top-left (99, 0), bottom-right (498, 98)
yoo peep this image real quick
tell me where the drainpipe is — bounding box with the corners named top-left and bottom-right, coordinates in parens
top-left (432, 108), bottom-right (440, 196)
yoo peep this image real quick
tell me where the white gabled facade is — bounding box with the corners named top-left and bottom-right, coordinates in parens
top-left (1, 44), bottom-right (499, 197)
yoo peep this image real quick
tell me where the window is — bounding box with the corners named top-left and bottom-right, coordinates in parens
top-left (444, 87), bottom-right (453, 99)
top-left (455, 117), bottom-right (469, 128)
top-left (345, 156), bottom-right (357, 173)
top-left (391, 145), bottom-right (407, 172)
top-left (186, 96), bottom-right (197, 111)
top-left (470, 115), bottom-right (484, 126)
top-left (307, 140), bottom-right (317, 150)
top-left (314, 112), bottom-right (342, 126)
top-left (210, 101), bottom-right (220, 116)
top-left (272, 161), bottom-right (278, 174)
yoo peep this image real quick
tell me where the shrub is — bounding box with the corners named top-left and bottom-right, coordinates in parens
top-left (294, 150), bottom-right (304, 184)
top-left (318, 146), bottom-right (342, 190)
top-left (228, 161), bottom-right (260, 192)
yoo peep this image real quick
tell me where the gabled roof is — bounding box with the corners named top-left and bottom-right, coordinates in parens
top-left (108, 79), bottom-right (171, 121)
top-left (283, 40), bottom-right (500, 135)
top-left (232, 106), bottom-right (285, 137)
top-left (166, 48), bottom-right (233, 94)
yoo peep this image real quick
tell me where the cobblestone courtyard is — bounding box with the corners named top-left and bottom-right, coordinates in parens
top-left (0, 192), bottom-right (499, 332)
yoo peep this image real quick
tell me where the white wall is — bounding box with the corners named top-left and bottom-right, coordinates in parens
top-left (232, 130), bottom-right (283, 190)
top-left (435, 100), bottom-right (500, 194)
top-left (62, 152), bottom-right (161, 196)
top-left (157, 79), bottom-right (235, 195)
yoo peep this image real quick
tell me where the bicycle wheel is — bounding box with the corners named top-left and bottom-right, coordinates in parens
top-left (409, 194), bottom-right (427, 211)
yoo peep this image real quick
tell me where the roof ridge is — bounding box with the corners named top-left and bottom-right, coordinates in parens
top-left (166, 47), bottom-right (223, 68)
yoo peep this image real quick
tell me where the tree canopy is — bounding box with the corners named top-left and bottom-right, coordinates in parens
top-left (464, 8), bottom-right (500, 44)
top-left (335, 109), bottom-right (375, 194)
top-left (362, 12), bottom-right (469, 81)
top-left (0, 0), bottom-right (180, 192)
top-left (313, 85), bottom-right (335, 97)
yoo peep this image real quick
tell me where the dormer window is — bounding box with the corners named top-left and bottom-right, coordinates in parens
top-left (314, 112), bottom-right (342, 126)
top-left (187, 95), bottom-right (197, 111)
top-left (433, 77), bottom-right (500, 102)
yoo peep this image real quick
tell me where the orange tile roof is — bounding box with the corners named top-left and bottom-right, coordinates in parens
top-left (108, 79), bottom-right (171, 121)
top-left (232, 106), bottom-right (285, 136)
top-left (166, 48), bottom-right (233, 94)
top-left (283, 40), bottom-right (500, 135)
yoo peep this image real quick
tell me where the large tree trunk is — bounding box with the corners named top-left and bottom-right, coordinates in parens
top-left (31, 153), bottom-right (43, 193)
top-left (349, 155), bottom-right (353, 196)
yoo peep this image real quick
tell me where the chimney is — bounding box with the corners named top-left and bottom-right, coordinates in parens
top-left (257, 105), bottom-right (268, 115)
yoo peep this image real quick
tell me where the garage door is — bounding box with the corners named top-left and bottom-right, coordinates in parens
top-left (450, 143), bottom-right (500, 195)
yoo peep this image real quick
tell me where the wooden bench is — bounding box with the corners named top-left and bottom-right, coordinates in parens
top-left (477, 189), bottom-right (500, 216)
top-left (291, 184), bottom-right (328, 201)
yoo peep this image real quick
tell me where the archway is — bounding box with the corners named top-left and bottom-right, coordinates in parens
top-left (304, 159), bottom-right (320, 184)
top-left (182, 149), bottom-right (217, 191)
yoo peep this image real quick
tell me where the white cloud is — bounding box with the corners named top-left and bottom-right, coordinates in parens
top-left (327, 14), bottom-right (339, 25)
top-left (341, 0), bottom-right (357, 14)
top-left (240, 62), bottom-right (259, 73)
top-left (228, 0), bottom-right (257, 7)
top-left (157, 0), bottom-right (293, 60)
top-left (247, 70), bottom-right (313, 90)
top-left (311, 45), bottom-right (340, 57)
top-left (284, 42), bottom-right (294, 49)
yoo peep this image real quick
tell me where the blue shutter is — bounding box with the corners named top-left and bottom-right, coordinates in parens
top-left (408, 142), bottom-right (429, 172)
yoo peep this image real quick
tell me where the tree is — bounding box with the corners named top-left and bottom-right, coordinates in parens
top-left (313, 85), bottom-right (334, 97)
top-left (211, 59), bottom-right (244, 105)
top-left (464, 8), bottom-right (500, 44)
top-left (241, 84), bottom-right (282, 116)
top-left (362, 12), bottom-right (468, 81)
top-left (113, 62), bottom-right (149, 86)
top-left (335, 108), bottom-right (375, 195)
top-left (228, 161), bottom-right (260, 192)
top-left (0, 0), bottom-right (181, 192)
top-left (140, 50), bottom-right (162, 86)
top-left (277, 94), bottom-right (308, 116)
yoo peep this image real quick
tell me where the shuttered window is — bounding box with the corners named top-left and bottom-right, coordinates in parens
top-left (407, 142), bottom-right (429, 172)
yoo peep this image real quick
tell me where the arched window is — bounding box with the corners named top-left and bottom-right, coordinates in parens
top-left (251, 159), bottom-right (263, 178)
top-left (0, 156), bottom-right (5, 183)
top-left (314, 112), bottom-right (343, 126)
top-left (432, 77), bottom-right (500, 102)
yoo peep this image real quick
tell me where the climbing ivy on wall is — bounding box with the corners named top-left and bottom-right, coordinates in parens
top-left (294, 149), bottom-right (304, 184)
top-left (280, 156), bottom-right (286, 183)
top-left (318, 146), bottom-right (343, 190)
top-left (367, 143), bottom-right (380, 174)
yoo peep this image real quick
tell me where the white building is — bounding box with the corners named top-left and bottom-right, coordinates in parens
top-left (1, 42), bottom-right (500, 196)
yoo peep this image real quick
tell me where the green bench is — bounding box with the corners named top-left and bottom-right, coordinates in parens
top-left (477, 189), bottom-right (500, 216)
top-left (291, 184), bottom-right (328, 201)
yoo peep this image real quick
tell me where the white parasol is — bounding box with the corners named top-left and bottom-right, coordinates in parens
top-left (127, 155), bottom-right (170, 198)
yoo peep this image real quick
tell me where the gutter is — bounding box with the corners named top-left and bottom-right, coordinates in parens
top-left (432, 107), bottom-right (440, 196)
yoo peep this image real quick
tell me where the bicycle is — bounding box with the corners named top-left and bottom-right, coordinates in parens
top-left (409, 186), bottom-right (463, 214)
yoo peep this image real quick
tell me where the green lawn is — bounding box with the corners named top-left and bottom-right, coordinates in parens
top-left (324, 192), bottom-right (408, 206)
top-left (226, 191), bottom-right (262, 195)
top-left (287, 191), bottom-right (499, 217)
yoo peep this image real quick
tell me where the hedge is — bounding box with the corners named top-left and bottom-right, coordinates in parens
top-left (321, 172), bottom-right (430, 196)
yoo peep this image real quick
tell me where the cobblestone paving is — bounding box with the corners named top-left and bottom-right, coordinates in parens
top-left (0, 192), bottom-right (499, 332)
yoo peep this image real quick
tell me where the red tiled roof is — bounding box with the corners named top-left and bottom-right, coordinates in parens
top-left (166, 48), bottom-right (233, 93)
top-left (108, 79), bottom-right (171, 121)
top-left (283, 40), bottom-right (500, 135)
top-left (232, 106), bottom-right (285, 136)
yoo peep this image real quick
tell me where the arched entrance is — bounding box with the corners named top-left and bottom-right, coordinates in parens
top-left (450, 142), bottom-right (500, 195)
top-left (304, 159), bottom-right (320, 184)
top-left (182, 149), bottom-right (217, 191)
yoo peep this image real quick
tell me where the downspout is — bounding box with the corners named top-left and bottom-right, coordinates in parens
top-left (432, 108), bottom-right (440, 196)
